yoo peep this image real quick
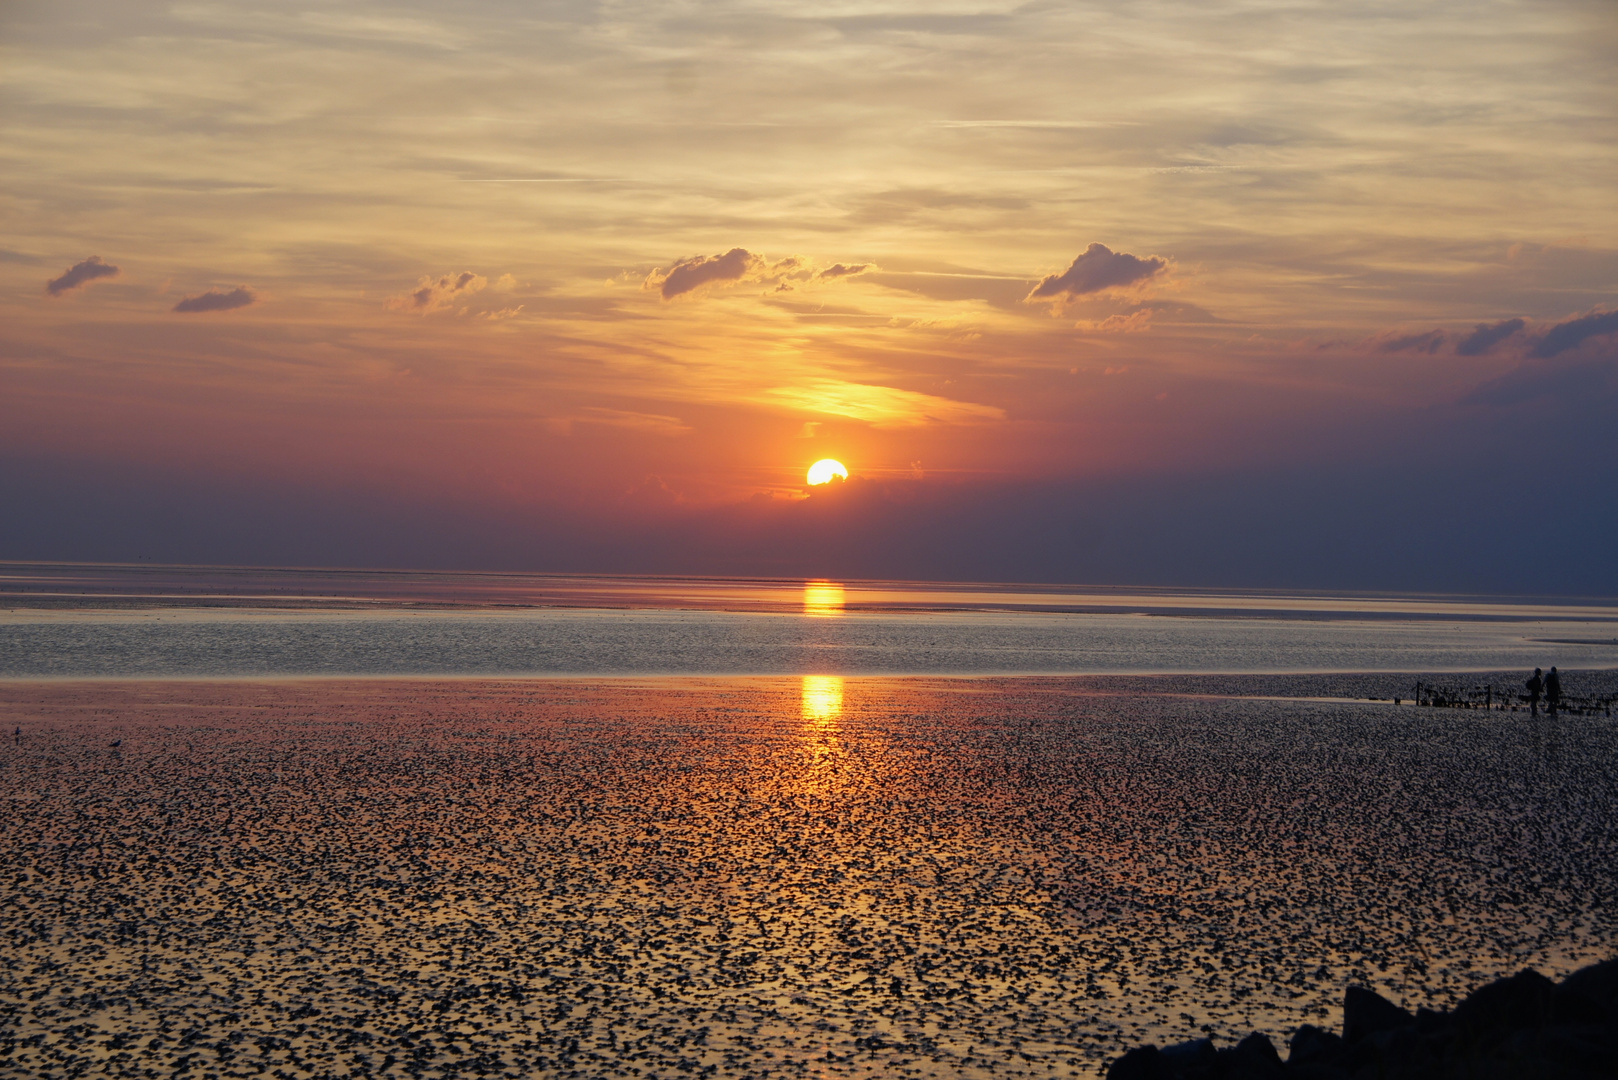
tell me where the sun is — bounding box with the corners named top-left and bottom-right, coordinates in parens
top-left (807, 458), bottom-right (849, 485)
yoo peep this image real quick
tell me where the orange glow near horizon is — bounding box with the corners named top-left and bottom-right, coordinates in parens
top-left (2, 0), bottom-right (1611, 580)
top-left (803, 581), bottom-right (845, 617)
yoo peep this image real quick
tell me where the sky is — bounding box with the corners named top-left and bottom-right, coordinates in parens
top-left (2, 0), bottom-right (1616, 591)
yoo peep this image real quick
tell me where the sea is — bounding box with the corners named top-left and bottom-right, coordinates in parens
top-left (2, 562), bottom-right (1616, 1079)
top-left (4, 561), bottom-right (1617, 678)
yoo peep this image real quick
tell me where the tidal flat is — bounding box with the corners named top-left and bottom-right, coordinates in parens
top-left (2, 676), bottom-right (1615, 1079)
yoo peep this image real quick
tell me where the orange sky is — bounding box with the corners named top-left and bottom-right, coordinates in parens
top-left (2, 1), bottom-right (1615, 587)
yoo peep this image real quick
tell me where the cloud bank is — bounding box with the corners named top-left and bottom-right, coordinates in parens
top-left (1455, 318), bottom-right (1524, 356)
top-left (1531, 308), bottom-right (1618, 358)
top-left (46, 256), bottom-right (119, 296)
top-left (173, 286), bottom-right (256, 313)
top-left (1026, 243), bottom-right (1166, 303)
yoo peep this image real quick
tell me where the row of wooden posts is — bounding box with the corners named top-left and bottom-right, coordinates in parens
top-left (1404, 681), bottom-right (1614, 716)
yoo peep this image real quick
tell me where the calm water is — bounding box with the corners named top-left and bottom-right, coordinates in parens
top-left (3, 563), bottom-right (1616, 678)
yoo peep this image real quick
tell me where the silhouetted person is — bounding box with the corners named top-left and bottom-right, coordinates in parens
top-left (1545, 667), bottom-right (1561, 715)
top-left (1525, 668), bottom-right (1544, 715)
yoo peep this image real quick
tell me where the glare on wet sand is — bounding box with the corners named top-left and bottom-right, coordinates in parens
top-left (1, 676), bottom-right (1615, 1079)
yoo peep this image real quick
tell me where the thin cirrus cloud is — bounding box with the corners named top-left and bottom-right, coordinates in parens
top-left (1025, 243), bottom-right (1166, 303)
top-left (172, 286), bottom-right (255, 313)
top-left (389, 271), bottom-right (486, 312)
top-left (763, 380), bottom-right (1005, 429)
top-left (45, 256), bottom-right (119, 296)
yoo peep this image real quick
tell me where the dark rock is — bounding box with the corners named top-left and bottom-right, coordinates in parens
top-left (1451, 968), bottom-right (1557, 1044)
top-left (1160, 1036), bottom-right (1217, 1070)
top-left (1533, 1023), bottom-right (1614, 1074)
top-left (1220, 1032), bottom-right (1284, 1078)
top-left (1342, 984), bottom-right (1414, 1044)
top-left (1344, 1023), bottom-right (1427, 1075)
top-left (1106, 1045), bottom-right (1174, 1080)
top-left (1287, 1024), bottom-right (1346, 1068)
top-left (1414, 1005), bottom-right (1450, 1034)
top-left (1105, 960), bottom-right (1618, 1080)
top-left (1555, 958), bottom-right (1618, 1026)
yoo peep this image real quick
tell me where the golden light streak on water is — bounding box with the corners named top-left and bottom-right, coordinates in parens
top-left (802, 581), bottom-right (845, 618)
top-left (800, 675), bottom-right (843, 722)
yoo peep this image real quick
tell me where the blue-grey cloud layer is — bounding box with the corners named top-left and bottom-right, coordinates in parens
top-left (1532, 309), bottom-right (1618, 358)
top-left (1456, 318), bottom-right (1524, 357)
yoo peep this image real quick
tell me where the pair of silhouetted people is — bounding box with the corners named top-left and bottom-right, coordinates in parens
top-left (1525, 666), bottom-right (1562, 715)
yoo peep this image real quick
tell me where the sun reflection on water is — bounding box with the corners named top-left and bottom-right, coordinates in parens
top-left (803, 581), bottom-right (845, 617)
top-left (801, 675), bottom-right (844, 722)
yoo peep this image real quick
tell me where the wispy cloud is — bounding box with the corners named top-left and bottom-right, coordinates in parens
top-left (931, 120), bottom-right (1137, 129)
top-left (1076, 308), bottom-right (1153, 334)
top-left (1375, 329), bottom-right (1447, 355)
top-left (173, 286), bottom-right (256, 313)
top-left (46, 256), bottom-right (119, 296)
top-left (575, 407), bottom-right (692, 436)
top-left (1026, 244), bottom-right (1166, 304)
top-left (815, 263), bottom-right (872, 281)
top-left (764, 381), bottom-right (1004, 429)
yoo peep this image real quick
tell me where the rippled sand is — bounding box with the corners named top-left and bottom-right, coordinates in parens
top-left (2, 676), bottom-right (1615, 1078)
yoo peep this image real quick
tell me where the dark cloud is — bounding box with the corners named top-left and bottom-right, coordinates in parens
top-left (1376, 330), bottom-right (1447, 354)
top-left (1026, 243), bottom-right (1166, 302)
top-left (46, 255), bottom-right (120, 296)
top-left (389, 271), bottom-right (486, 312)
top-left (648, 248), bottom-right (760, 299)
top-left (1466, 354), bottom-right (1616, 408)
top-left (172, 286), bottom-right (256, 313)
top-left (815, 263), bottom-right (871, 281)
top-left (1455, 318), bottom-right (1524, 356)
top-left (1530, 308), bottom-right (1618, 358)
top-left (1, 249), bottom-right (43, 265)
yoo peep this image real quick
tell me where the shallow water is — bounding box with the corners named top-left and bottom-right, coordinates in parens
top-left (4, 609), bottom-right (1618, 680)
top-left (6, 564), bottom-right (1615, 679)
top-left (2, 676), bottom-right (1615, 1078)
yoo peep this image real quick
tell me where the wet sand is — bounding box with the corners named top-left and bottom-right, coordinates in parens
top-left (2, 675), bottom-right (1615, 1078)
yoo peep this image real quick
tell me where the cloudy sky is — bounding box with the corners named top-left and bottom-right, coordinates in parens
top-left (3, 0), bottom-right (1615, 590)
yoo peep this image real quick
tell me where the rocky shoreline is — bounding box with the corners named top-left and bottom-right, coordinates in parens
top-left (1106, 958), bottom-right (1618, 1078)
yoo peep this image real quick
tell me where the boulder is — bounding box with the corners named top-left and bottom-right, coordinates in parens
top-left (1341, 984), bottom-right (1413, 1044)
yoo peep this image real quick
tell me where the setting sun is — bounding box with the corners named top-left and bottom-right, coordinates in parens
top-left (807, 459), bottom-right (849, 486)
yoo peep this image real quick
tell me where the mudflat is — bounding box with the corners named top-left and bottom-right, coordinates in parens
top-left (2, 676), bottom-right (1615, 1078)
